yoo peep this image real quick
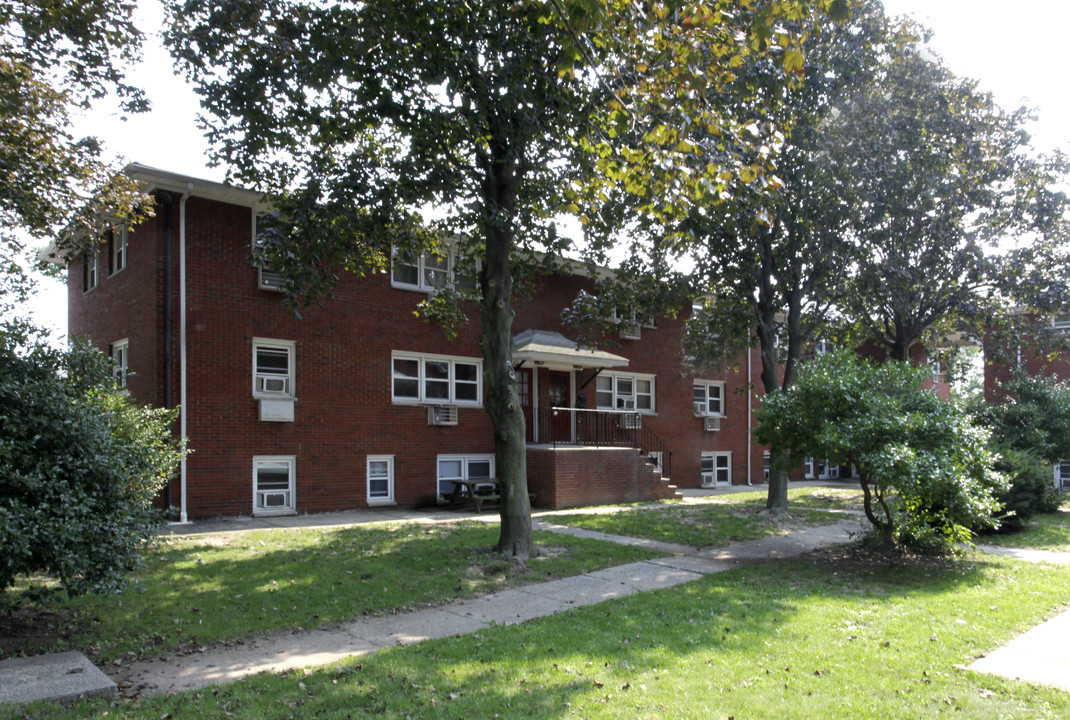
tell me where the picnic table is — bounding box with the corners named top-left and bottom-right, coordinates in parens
top-left (446, 478), bottom-right (501, 513)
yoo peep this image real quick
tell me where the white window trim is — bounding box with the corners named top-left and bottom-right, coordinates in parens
top-left (391, 351), bottom-right (483, 406)
top-left (596, 371), bottom-right (656, 413)
top-left (83, 248), bottom-right (99, 292)
top-left (391, 248), bottom-right (453, 293)
top-left (701, 451), bottom-right (732, 487)
top-left (436, 454), bottom-right (495, 501)
top-left (367, 455), bottom-right (396, 506)
top-left (109, 228), bottom-right (128, 276)
top-left (253, 456), bottom-right (296, 516)
top-left (693, 380), bottom-right (726, 417)
top-left (110, 338), bottom-right (129, 388)
top-left (1054, 315), bottom-right (1070, 331)
top-left (253, 338), bottom-right (296, 399)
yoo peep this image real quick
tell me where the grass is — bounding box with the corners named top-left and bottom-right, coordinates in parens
top-left (13, 550), bottom-right (1069, 719)
top-left (979, 503), bottom-right (1070, 552)
top-left (0, 521), bottom-right (662, 664)
top-left (547, 488), bottom-right (860, 548)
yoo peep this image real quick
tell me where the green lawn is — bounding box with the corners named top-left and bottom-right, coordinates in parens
top-left (546, 490), bottom-right (856, 548)
top-left (14, 551), bottom-right (1069, 720)
top-left (1, 521), bottom-right (661, 664)
top-left (710, 485), bottom-right (865, 510)
top-left (979, 505), bottom-right (1070, 552)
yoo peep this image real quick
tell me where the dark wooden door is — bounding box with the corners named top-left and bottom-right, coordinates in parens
top-left (548, 371), bottom-right (571, 442)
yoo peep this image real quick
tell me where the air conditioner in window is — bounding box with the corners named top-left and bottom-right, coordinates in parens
top-left (620, 322), bottom-right (642, 340)
top-left (259, 268), bottom-right (285, 290)
top-left (259, 491), bottom-right (290, 508)
top-left (428, 405), bottom-right (458, 426)
top-left (704, 415), bottom-right (721, 432)
top-left (700, 472), bottom-right (716, 489)
top-left (261, 377), bottom-right (288, 394)
top-left (618, 398), bottom-right (635, 410)
top-left (619, 413), bottom-right (642, 430)
top-left (693, 402), bottom-right (707, 417)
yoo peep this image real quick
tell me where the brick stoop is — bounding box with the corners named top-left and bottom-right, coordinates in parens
top-left (527, 445), bottom-right (681, 509)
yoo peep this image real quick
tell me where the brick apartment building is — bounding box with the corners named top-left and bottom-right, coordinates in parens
top-left (51, 164), bottom-right (785, 520)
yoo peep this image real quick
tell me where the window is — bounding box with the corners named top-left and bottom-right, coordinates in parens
top-left (437, 454), bottom-right (494, 501)
top-left (110, 339), bottom-right (129, 387)
top-left (108, 228), bottom-right (128, 275)
top-left (805, 457), bottom-right (839, 480)
top-left (595, 372), bottom-right (655, 412)
top-left (763, 451), bottom-right (771, 482)
top-left (82, 248), bottom-right (99, 292)
top-left (392, 249), bottom-right (452, 292)
top-left (391, 351), bottom-right (482, 405)
top-left (252, 214), bottom-right (285, 291)
top-left (367, 455), bottom-right (395, 505)
top-left (701, 452), bottom-right (731, 487)
top-left (1054, 315), bottom-right (1070, 331)
top-left (693, 381), bottom-right (725, 416)
top-left (253, 456), bottom-right (296, 515)
top-left (1055, 462), bottom-right (1070, 490)
top-left (814, 339), bottom-right (834, 355)
top-left (253, 339), bottom-right (295, 397)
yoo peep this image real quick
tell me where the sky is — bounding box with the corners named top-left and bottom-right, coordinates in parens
top-left (27, 0), bottom-right (1070, 338)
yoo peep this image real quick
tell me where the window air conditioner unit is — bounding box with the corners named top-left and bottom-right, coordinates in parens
top-left (619, 412), bottom-right (642, 430)
top-left (428, 405), bottom-right (458, 426)
top-left (693, 402), bottom-right (707, 417)
top-left (261, 377), bottom-right (288, 394)
top-left (704, 415), bottom-right (721, 432)
top-left (620, 322), bottom-right (641, 340)
top-left (259, 268), bottom-right (285, 291)
top-left (700, 472), bottom-right (716, 489)
top-left (618, 398), bottom-right (635, 410)
top-left (259, 491), bottom-right (290, 508)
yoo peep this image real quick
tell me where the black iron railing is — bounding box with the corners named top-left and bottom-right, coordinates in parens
top-left (531, 406), bottom-right (673, 478)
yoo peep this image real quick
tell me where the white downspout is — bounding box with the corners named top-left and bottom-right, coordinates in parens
top-left (178, 183), bottom-right (193, 523)
top-left (747, 346), bottom-right (753, 485)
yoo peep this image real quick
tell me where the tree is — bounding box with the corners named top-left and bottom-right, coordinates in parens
top-left (972, 371), bottom-right (1068, 528)
top-left (678, 0), bottom-right (893, 513)
top-left (0, 0), bottom-right (151, 299)
top-left (826, 31), bottom-right (1069, 362)
top-left (0, 322), bottom-right (183, 601)
top-left (756, 351), bottom-right (1006, 552)
top-left (163, 0), bottom-right (843, 560)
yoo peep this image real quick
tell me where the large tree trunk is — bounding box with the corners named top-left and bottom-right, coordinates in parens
top-left (756, 228), bottom-right (790, 514)
top-left (479, 156), bottom-right (534, 563)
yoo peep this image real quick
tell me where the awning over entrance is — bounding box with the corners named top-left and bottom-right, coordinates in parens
top-left (512, 329), bottom-right (629, 370)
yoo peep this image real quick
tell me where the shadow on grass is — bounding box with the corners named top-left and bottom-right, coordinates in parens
top-left (1, 522), bottom-right (658, 664)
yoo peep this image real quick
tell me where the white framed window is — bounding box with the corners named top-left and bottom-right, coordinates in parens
top-left (391, 351), bottom-right (482, 406)
top-left (693, 380), bottom-right (725, 416)
top-left (253, 339), bottom-right (295, 397)
top-left (110, 339), bottom-right (129, 387)
top-left (367, 455), bottom-right (395, 505)
top-left (1054, 315), bottom-right (1070, 331)
top-left (805, 457), bottom-right (839, 480)
top-left (595, 372), bottom-right (655, 412)
top-left (814, 339), bottom-right (834, 355)
top-left (701, 452), bottom-right (731, 487)
top-left (83, 248), bottom-right (99, 292)
top-left (763, 451), bottom-right (771, 482)
top-left (392, 248), bottom-right (452, 292)
top-left (109, 228), bottom-right (128, 275)
top-left (437, 454), bottom-right (494, 501)
top-left (253, 456), bottom-right (296, 515)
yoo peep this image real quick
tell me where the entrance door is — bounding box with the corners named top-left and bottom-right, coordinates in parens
top-left (547, 371), bottom-right (571, 442)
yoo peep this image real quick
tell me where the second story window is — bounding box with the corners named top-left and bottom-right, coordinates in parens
top-left (392, 249), bottom-right (451, 292)
top-left (693, 381), bottom-right (725, 416)
top-left (109, 228), bottom-right (128, 275)
top-left (391, 351), bottom-right (482, 405)
top-left (253, 339), bottom-right (295, 397)
top-left (596, 372), bottom-right (655, 412)
top-left (82, 248), bottom-right (99, 292)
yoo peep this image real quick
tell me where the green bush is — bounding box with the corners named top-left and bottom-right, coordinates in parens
top-left (757, 351), bottom-right (1006, 553)
top-left (988, 445), bottom-right (1060, 531)
top-left (0, 321), bottom-right (184, 602)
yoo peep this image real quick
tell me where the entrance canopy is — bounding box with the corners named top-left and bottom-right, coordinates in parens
top-left (512, 329), bottom-right (629, 370)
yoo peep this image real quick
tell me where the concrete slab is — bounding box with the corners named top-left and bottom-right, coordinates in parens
top-left (445, 589), bottom-right (571, 626)
top-left (647, 555), bottom-right (735, 575)
top-left (354, 608), bottom-right (488, 647)
top-left (519, 574), bottom-right (630, 606)
top-left (970, 609), bottom-right (1070, 692)
top-left (695, 520), bottom-right (861, 563)
top-left (978, 545), bottom-right (1070, 565)
top-left (0, 652), bottom-right (115, 706)
top-left (585, 560), bottom-right (704, 590)
top-left (533, 521), bottom-right (693, 556)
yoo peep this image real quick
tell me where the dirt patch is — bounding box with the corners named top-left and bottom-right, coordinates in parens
top-left (0, 604), bottom-right (80, 661)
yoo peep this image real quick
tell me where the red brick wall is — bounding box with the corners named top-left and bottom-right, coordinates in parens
top-left (69, 186), bottom-right (777, 519)
top-left (527, 446), bottom-right (676, 508)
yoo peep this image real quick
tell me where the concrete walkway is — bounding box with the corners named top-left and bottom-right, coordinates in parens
top-left (110, 518), bottom-right (864, 697)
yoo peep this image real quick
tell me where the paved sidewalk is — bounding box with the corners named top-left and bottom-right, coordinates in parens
top-left (109, 518), bottom-right (864, 697)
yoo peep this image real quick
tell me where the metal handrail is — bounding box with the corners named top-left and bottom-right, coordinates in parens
top-left (531, 406), bottom-right (673, 478)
